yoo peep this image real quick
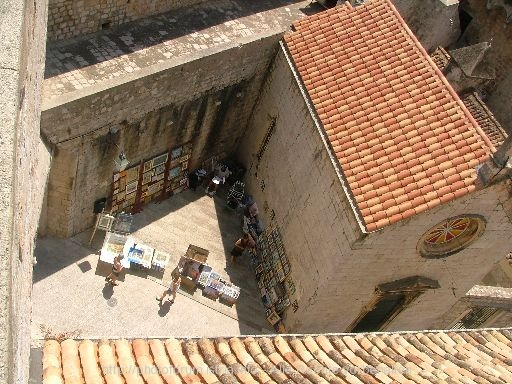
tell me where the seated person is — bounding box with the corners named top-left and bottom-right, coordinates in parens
top-left (205, 163), bottom-right (232, 196)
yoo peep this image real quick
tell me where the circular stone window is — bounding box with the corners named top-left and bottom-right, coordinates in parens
top-left (417, 215), bottom-right (486, 258)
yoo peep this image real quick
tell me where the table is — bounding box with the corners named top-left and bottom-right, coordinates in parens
top-left (185, 244), bottom-right (209, 263)
top-left (152, 250), bottom-right (172, 270)
top-left (99, 232), bottom-right (131, 269)
top-left (126, 242), bottom-right (155, 269)
top-left (197, 268), bottom-right (240, 304)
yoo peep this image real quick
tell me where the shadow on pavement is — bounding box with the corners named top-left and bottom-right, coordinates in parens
top-left (102, 283), bottom-right (114, 300)
top-left (157, 301), bottom-right (172, 317)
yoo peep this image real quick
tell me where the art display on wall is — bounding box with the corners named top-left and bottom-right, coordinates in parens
top-left (109, 142), bottom-right (193, 214)
top-left (252, 224), bottom-right (296, 324)
top-left (110, 163), bottom-right (141, 214)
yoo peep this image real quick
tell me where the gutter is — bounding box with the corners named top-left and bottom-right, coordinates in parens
top-left (279, 41), bottom-right (369, 235)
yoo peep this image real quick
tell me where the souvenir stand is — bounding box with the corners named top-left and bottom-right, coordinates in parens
top-left (226, 181), bottom-right (245, 210)
top-left (178, 244), bottom-right (209, 289)
top-left (99, 213), bottom-right (134, 269)
top-left (98, 212), bottom-right (158, 271)
top-left (177, 244), bottom-right (241, 305)
top-left (252, 224), bottom-right (296, 326)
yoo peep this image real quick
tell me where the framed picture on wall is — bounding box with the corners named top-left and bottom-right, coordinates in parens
top-left (153, 164), bottom-right (165, 175)
top-left (168, 166), bottom-right (181, 179)
top-left (143, 160), bottom-right (154, 173)
top-left (126, 180), bottom-right (137, 195)
top-left (171, 147), bottom-right (182, 159)
top-left (147, 181), bottom-right (163, 195)
top-left (152, 172), bottom-right (165, 182)
top-left (266, 310), bottom-right (281, 325)
top-left (142, 171), bottom-right (152, 185)
top-left (126, 166), bottom-right (139, 182)
top-left (153, 153), bottom-right (168, 167)
top-left (125, 195), bottom-right (136, 207)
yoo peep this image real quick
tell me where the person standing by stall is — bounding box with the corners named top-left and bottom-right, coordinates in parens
top-left (156, 273), bottom-right (181, 304)
top-left (230, 233), bottom-right (256, 264)
top-left (105, 254), bottom-right (124, 286)
top-left (205, 163), bottom-right (232, 196)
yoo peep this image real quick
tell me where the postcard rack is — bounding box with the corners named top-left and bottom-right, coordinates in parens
top-left (253, 224), bottom-right (296, 325)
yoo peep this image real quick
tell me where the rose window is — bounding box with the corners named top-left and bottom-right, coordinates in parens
top-left (418, 215), bottom-right (485, 258)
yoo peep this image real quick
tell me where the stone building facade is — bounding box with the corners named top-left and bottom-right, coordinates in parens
top-left (2, 0), bottom-right (512, 381)
top-left (38, 0), bottom-right (512, 332)
top-left (40, 37), bottom-right (279, 236)
top-left (237, 46), bottom-right (512, 332)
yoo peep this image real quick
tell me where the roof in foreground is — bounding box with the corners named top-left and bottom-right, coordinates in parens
top-left (41, 328), bottom-right (512, 383)
top-left (283, 0), bottom-right (494, 232)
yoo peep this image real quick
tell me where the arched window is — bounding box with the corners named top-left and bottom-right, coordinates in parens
top-left (348, 276), bottom-right (440, 332)
top-left (417, 215), bottom-right (486, 259)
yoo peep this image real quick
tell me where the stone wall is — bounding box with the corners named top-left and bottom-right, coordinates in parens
top-left (237, 47), bottom-right (512, 333)
top-left (237, 48), bottom-right (364, 332)
top-left (459, 0), bottom-right (512, 133)
top-left (47, 0), bottom-right (208, 41)
top-left (353, 183), bottom-right (512, 332)
top-left (41, 36), bottom-right (281, 236)
top-left (392, 0), bottom-right (460, 52)
top-left (0, 0), bottom-right (50, 383)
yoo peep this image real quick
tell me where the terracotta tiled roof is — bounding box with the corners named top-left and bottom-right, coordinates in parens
top-left (40, 328), bottom-right (512, 383)
top-left (283, 0), bottom-right (494, 231)
top-left (462, 92), bottom-right (508, 148)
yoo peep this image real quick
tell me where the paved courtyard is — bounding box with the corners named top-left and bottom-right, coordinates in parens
top-left (32, 187), bottom-right (272, 341)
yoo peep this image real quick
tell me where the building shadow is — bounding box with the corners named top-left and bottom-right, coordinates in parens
top-left (33, 236), bottom-right (95, 283)
top-left (211, 186), bottom-right (272, 334)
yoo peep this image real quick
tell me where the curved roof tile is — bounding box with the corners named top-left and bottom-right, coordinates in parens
top-left (283, 0), bottom-right (494, 231)
top-left (40, 329), bottom-right (512, 383)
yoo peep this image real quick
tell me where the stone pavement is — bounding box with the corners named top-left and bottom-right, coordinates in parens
top-left (32, 188), bottom-right (272, 341)
top-left (43, 0), bottom-right (318, 101)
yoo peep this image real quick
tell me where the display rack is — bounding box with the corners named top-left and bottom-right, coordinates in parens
top-left (110, 142), bottom-right (192, 213)
top-left (111, 163), bottom-right (141, 213)
top-left (141, 151), bottom-right (168, 205)
top-left (253, 224), bottom-right (295, 324)
top-left (165, 142), bottom-right (192, 196)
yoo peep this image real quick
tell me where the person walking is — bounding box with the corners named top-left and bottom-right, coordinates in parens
top-left (106, 254), bottom-right (124, 286)
top-left (156, 274), bottom-right (181, 304)
top-left (230, 233), bottom-right (255, 264)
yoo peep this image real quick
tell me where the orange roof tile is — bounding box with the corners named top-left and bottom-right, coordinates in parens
top-left (40, 329), bottom-right (512, 384)
top-left (284, 0), bottom-right (494, 231)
